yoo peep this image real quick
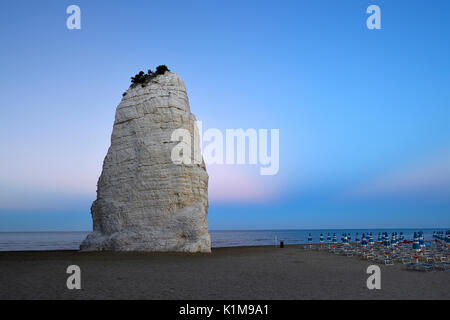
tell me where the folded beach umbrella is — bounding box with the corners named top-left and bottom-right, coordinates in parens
top-left (347, 233), bottom-right (351, 242)
top-left (343, 233), bottom-right (349, 245)
top-left (399, 232), bottom-right (404, 241)
top-left (332, 233), bottom-right (337, 244)
top-left (327, 233), bottom-right (331, 243)
top-left (361, 233), bottom-right (367, 247)
top-left (446, 230), bottom-right (450, 244)
top-left (308, 233), bottom-right (312, 244)
top-left (419, 231), bottom-right (425, 248)
top-left (413, 232), bottom-right (420, 252)
top-left (355, 233), bottom-right (360, 243)
top-left (369, 234), bottom-right (374, 246)
top-left (320, 233), bottom-right (324, 244)
top-left (391, 233), bottom-right (396, 246)
top-left (383, 234), bottom-right (390, 248)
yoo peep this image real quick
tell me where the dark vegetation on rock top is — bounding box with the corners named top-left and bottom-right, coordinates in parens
top-left (123, 65), bottom-right (170, 97)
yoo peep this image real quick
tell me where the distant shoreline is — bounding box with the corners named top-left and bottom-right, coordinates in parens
top-left (1, 229), bottom-right (448, 251)
top-left (1, 227), bottom-right (448, 233)
top-left (0, 244), bottom-right (293, 254)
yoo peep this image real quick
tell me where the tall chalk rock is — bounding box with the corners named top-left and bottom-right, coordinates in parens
top-left (81, 71), bottom-right (211, 252)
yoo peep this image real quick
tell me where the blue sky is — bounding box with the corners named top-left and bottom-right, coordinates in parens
top-left (0, 0), bottom-right (449, 231)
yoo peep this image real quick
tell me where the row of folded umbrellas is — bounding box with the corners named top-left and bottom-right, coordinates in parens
top-left (305, 230), bottom-right (450, 250)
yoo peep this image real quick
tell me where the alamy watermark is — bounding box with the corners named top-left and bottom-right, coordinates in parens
top-left (66, 5), bottom-right (380, 31)
top-left (66, 265), bottom-right (81, 290)
top-left (66, 5), bottom-right (81, 30)
top-left (170, 121), bottom-right (279, 176)
top-left (366, 265), bottom-right (381, 290)
top-left (366, 5), bottom-right (381, 30)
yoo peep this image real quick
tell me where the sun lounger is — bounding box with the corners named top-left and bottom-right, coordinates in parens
top-left (406, 262), bottom-right (435, 272)
top-left (434, 262), bottom-right (450, 271)
top-left (406, 262), bottom-right (420, 270)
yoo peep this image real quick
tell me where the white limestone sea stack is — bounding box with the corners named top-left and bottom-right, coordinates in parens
top-left (80, 70), bottom-right (211, 252)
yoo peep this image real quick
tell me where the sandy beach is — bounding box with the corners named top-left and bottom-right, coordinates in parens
top-left (0, 245), bottom-right (448, 300)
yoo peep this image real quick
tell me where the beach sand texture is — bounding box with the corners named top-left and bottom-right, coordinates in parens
top-left (0, 245), bottom-right (448, 300)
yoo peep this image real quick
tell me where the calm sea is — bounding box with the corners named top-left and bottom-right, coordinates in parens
top-left (0, 229), bottom-right (446, 251)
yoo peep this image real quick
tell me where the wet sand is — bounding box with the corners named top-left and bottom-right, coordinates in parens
top-left (0, 245), bottom-right (448, 300)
